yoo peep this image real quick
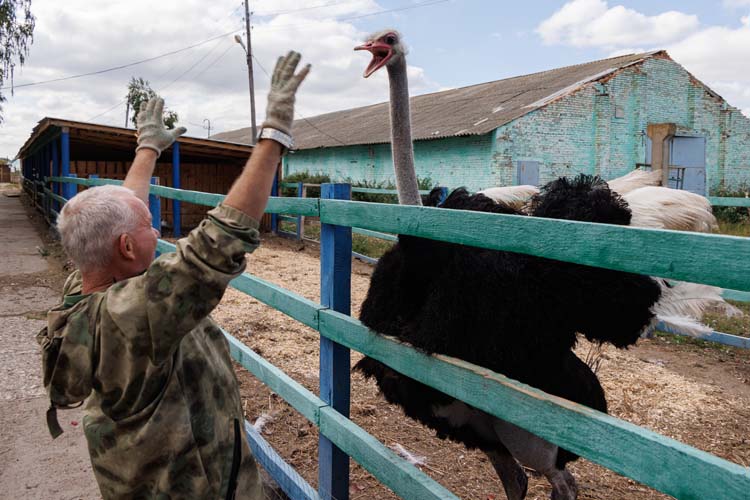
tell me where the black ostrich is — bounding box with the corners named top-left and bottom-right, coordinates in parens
top-left (353, 30), bottom-right (662, 500)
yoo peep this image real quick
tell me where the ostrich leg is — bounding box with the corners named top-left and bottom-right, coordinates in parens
top-left (485, 447), bottom-right (528, 500)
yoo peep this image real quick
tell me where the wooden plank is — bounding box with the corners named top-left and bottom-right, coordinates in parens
top-left (709, 197), bottom-right (750, 207)
top-left (319, 408), bottom-right (458, 500)
top-left (352, 252), bottom-right (378, 265)
top-left (317, 309), bottom-right (750, 500)
top-left (243, 422), bottom-right (320, 500)
top-left (722, 288), bottom-right (750, 303)
top-left (229, 273), bottom-right (322, 330)
top-left (319, 200), bottom-right (750, 292)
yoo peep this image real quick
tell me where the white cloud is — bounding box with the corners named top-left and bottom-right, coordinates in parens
top-left (539, 2), bottom-right (750, 117)
top-left (0, 0), bottom-right (439, 157)
top-left (537, 0), bottom-right (699, 49)
top-left (724, 0), bottom-right (750, 7)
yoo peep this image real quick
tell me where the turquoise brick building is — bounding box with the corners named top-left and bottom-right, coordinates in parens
top-left (215, 51), bottom-right (750, 195)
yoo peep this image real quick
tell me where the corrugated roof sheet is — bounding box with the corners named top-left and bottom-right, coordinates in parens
top-left (212, 51), bottom-right (666, 149)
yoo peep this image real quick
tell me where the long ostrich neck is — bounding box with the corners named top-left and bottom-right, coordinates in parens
top-left (387, 57), bottom-right (422, 206)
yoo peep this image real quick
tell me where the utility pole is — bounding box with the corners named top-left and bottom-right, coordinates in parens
top-left (243, 0), bottom-right (257, 145)
top-left (203, 118), bottom-right (212, 138)
top-left (125, 101), bottom-right (130, 128)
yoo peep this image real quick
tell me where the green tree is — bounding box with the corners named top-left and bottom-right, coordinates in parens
top-left (126, 76), bottom-right (178, 129)
top-left (0, 0), bottom-right (35, 123)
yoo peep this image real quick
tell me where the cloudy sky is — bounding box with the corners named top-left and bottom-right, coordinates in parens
top-left (2, 0), bottom-right (749, 161)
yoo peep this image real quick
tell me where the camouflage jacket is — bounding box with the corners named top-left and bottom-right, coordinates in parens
top-left (38, 204), bottom-right (263, 500)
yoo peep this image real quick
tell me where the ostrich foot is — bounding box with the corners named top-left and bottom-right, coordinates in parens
top-left (548, 468), bottom-right (577, 500)
top-left (486, 449), bottom-right (528, 500)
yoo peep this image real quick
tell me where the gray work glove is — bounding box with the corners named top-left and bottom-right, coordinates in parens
top-left (262, 51), bottom-right (311, 135)
top-left (135, 97), bottom-right (187, 157)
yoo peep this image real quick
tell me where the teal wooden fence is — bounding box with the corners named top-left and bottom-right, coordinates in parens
top-left (34, 175), bottom-right (750, 499)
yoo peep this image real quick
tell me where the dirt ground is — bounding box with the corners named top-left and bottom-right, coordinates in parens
top-left (207, 235), bottom-right (750, 500)
top-left (15, 194), bottom-right (750, 499)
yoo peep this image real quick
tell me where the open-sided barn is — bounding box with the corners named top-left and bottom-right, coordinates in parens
top-left (16, 118), bottom-right (254, 233)
top-left (215, 50), bottom-right (750, 195)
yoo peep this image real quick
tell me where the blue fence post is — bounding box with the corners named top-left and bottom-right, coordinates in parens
top-left (172, 141), bottom-right (181, 237)
top-left (271, 171), bottom-right (279, 234)
top-left (319, 183), bottom-right (352, 500)
top-left (62, 173), bottom-right (77, 202)
top-left (51, 138), bottom-right (60, 212)
top-left (61, 127), bottom-right (70, 178)
top-left (296, 181), bottom-right (303, 240)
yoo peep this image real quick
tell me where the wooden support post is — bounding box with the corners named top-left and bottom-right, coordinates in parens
top-left (647, 123), bottom-right (676, 186)
top-left (172, 142), bottom-right (181, 237)
top-left (319, 183), bottom-right (352, 500)
top-left (62, 173), bottom-right (77, 202)
top-left (51, 139), bottom-right (60, 212)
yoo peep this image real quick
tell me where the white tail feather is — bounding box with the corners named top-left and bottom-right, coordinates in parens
top-left (623, 186), bottom-right (718, 233)
top-left (253, 413), bottom-right (274, 432)
top-left (478, 185), bottom-right (540, 210)
top-left (655, 315), bottom-right (713, 337)
top-left (390, 443), bottom-right (427, 466)
top-left (607, 169), bottom-right (663, 195)
top-left (655, 281), bottom-right (742, 320)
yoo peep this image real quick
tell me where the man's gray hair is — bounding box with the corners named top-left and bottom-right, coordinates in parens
top-left (57, 185), bottom-right (146, 272)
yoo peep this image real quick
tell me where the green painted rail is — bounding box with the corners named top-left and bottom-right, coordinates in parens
top-left (320, 200), bottom-right (750, 292)
top-left (709, 196), bottom-right (750, 207)
top-left (47, 176), bottom-right (320, 216)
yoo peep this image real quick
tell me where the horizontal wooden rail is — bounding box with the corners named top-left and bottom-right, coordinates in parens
top-left (317, 310), bottom-right (750, 500)
top-left (50, 176), bottom-right (750, 292)
top-left (656, 322), bottom-right (750, 349)
top-left (320, 200), bottom-right (750, 292)
top-left (722, 288), bottom-right (750, 303)
top-left (709, 196), bottom-right (750, 207)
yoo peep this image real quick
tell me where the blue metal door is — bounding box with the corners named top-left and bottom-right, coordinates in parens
top-left (645, 135), bottom-right (706, 194)
top-left (670, 136), bottom-right (706, 195)
top-left (517, 160), bottom-right (540, 186)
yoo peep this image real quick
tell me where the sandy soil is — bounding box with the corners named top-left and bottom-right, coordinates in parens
top-left (211, 235), bottom-right (750, 500)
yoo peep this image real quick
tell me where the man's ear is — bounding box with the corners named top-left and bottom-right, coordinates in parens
top-left (118, 233), bottom-right (136, 261)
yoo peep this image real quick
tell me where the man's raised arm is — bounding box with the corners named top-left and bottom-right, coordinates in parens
top-left (124, 98), bottom-right (187, 204)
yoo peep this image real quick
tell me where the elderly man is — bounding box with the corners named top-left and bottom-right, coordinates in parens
top-left (37, 52), bottom-right (310, 499)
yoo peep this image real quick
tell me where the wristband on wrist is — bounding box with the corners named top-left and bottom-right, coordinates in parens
top-left (257, 127), bottom-right (294, 154)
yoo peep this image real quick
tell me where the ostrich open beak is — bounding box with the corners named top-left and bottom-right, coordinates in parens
top-left (354, 41), bottom-right (393, 78)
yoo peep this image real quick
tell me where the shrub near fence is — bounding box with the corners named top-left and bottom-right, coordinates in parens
top-left (35, 175), bottom-right (750, 499)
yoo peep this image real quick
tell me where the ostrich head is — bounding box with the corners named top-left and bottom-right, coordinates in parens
top-left (354, 29), bottom-right (406, 78)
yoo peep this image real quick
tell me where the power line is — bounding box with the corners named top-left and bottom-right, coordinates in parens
top-left (2, 28), bottom-right (242, 91)
top-left (252, 55), bottom-right (347, 146)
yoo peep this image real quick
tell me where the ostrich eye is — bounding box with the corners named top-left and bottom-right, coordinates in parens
top-left (385, 35), bottom-right (396, 44)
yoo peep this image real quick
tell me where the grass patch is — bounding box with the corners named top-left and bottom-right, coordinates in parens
top-left (702, 300), bottom-right (750, 337)
top-left (717, 221), bottom-right (750, 237)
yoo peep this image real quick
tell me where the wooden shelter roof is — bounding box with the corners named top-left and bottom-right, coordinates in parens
top-left (17, 117), bottom-right (253, 162)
